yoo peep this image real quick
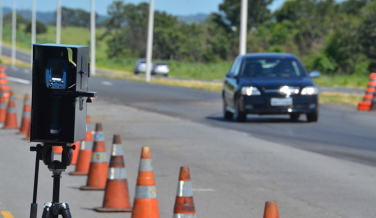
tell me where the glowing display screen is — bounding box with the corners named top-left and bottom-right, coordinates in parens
top-left (51, 62), bottom-right (65, 78)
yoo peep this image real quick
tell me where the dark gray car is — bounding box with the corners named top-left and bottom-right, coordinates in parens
top-left (222, 53), bottom-right (320, 122)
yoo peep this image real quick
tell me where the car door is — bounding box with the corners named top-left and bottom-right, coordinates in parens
top-left (224, 57), bottom-right (242, 108)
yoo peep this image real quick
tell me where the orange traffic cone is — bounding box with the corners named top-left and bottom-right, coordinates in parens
top-left (2, 94), bottom-right (18, 129)
top-left (0, 90), bottom-right (6, 124)
top-left (23, 123), bottom-right (31, 140)
top-left (173, 166), bottom-right (196, 217)
top-left (71, 141), bottom-right (81, 165)
top-left (95, 134), bottom-right (132, 212)
top-left (80, 123), bottom-right (108, 190)
top-left (17, 94), bottom-right (31, 134)
top-left (263, 201), bottom-right (279, 218)
top-left (53, 145), bottom-right (63, 154)
top-left (131, 146), bottom-right (160, 218)
top-left (70, 116), bottom-right (94, 175)
top-left (358, 73), bottom-right (376, 111)
top-left (0, 66), bottom-right (10, 100)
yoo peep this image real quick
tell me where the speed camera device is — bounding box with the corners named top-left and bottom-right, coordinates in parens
top-left (29, 44), bottom-right (96, 218)
top-left (30, 44), bottom-right (96, 144)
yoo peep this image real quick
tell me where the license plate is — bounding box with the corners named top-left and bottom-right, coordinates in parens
top-left (271, 98), bottom-right (293, 106)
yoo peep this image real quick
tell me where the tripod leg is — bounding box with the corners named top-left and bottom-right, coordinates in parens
top-left (41, 203), bottom-right (52, 218)
top-left (60, 203), bottom-right (72, 218)
top-left (30, 144), bottom-right (42, 218)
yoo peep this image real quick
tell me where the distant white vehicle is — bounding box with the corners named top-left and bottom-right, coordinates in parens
top-left (151, 62), bottom-right (170, 77)
top-left (134, 59), bottom-right (147, 75)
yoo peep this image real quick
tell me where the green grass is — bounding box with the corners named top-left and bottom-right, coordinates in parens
top-left (319, 92), bottom-right (363, 106)
top-left (312, 74), bottom-right (369, 88)
top-left (2, 24), bottom-right (108, 55)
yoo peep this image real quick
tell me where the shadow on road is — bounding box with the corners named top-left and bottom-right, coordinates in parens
top-left (206, 115), bottom-right (307, 124)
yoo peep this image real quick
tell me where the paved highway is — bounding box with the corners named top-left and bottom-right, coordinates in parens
top-left (5, 66), bottom-right (376, 168)
top-left (2, 65), bottom-right (376, 218)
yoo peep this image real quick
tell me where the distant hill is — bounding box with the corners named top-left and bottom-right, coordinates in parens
top-left (2, 7), bottom-right (209, 25)
top-left (2, 6), bottom-right (108, 25)
top-left (177, 13), bottom-right (209, 24)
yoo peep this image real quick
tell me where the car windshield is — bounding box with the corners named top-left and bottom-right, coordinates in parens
top-left (239, 57), bottom-right (307, 77)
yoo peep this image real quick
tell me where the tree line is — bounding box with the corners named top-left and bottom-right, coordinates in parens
top-left (104, 0), bottom-right (376, 75)
top-left (3, 0), bottom-right (375, 75)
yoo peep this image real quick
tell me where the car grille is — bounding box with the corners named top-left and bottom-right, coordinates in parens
top-left (262, 87), bottom-right (300, 96)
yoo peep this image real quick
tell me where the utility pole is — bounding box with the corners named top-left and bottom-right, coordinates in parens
top-left (145, 0), bottom-right (155, 83)
top-left (11, 0), bottom-right (16, 67)
top-left (239, 0), bottom-right (248, 55)
top-left (0, 0), bottom-right (3, 61)
top-left (31, 0), bottom-right (36, 65)
top-left (90, 0), bottom-right (96, 76)
top-left (56, 0), bottom-right (61, 44)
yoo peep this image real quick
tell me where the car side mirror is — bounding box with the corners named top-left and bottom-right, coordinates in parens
top-left (309, 71), bottom-right (320, 78)
top-left (226, 72), bottom-right (237, 78)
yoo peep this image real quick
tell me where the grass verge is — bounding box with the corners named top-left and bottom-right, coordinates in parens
top-left (319, 92), bottom-right (363, 106)
top-left (312, 74), bottom-right (369, 88)
top-left (1, 56), bottom-right (31, 68)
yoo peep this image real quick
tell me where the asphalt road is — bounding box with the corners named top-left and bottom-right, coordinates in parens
top-left (2, 44), bottom-right (31, 63)
top-left (5, 65), bottom-right (376, 169)
top-left (3, 64), bottom-right (376, 218)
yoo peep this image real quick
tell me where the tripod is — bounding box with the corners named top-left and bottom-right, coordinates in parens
top-left (30, 143), bottom-right (75, 218)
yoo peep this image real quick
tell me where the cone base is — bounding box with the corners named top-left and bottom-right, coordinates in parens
top-left (17, 131), bottom-right (27, 135)
top-left (23, 137), bottom-right (30, 141)
top-left (358, 106), bottom-right (371, 111)
top-left (69, 171), bottom-right (88, 176)
top-left (94, 207), bottom-right (132, 213)
top-left (2, 126), bottom-right (18, 129)
top-left (80, 186), bottom-right (105, 191)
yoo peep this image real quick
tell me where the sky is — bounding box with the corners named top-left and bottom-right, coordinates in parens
top-left (2, 0), bottom-right (286, 16)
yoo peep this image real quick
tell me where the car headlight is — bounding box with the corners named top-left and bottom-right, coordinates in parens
top-left (301, 86), bottom-right (319, 95)
top-left (241, 86), bottom-right (261, 96)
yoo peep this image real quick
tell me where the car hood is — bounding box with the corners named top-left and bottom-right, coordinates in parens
top-left (239, 76), bottom-right (315, 90)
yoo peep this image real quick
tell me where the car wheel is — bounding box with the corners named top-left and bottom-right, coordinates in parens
top-left (134, 71), bottom-right (139, 75)
top-left (223, 100), bottom-right (233, 120)
top-left (290, 113), bottom-right (300, 121)
top-left (306, 112), bottom-right (318, 122)
top-left (234, 98), bottom-right (246, 122)
top-left (164, 74), bottom-right (168, 77)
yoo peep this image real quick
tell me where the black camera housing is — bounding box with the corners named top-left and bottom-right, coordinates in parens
top-left (31, 44), bottom-right (95, 144)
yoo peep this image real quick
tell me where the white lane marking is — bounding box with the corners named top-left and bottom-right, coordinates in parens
top-left (11, 67), bottom-right (17, 71)
top-left (23, 69), bottom-right (31, 74)
top-left (192, 188), bottom-right (214, 192)
top-left (7, 76), bottom-right (31, 84)
top-left (101, 81), bottom-right (112, 86)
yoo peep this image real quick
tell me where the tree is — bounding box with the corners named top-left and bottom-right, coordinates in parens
top-left (359, 1), bottom-right (376, 71)
top-left (60, 7), bottom-right (93, 28)
top-left (322, 15), bottom-right (366, 74)
top-left (24, 21), bottom-right (47, 34)
top-left (341, 0), bottom-right (370, 15)
top-left (3, 13), bottom-right (26, 29)
top-left (213, 0), bottom-right (273, 30)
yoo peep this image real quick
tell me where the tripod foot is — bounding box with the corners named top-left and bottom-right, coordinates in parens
top-left (42, 202), bottom-right (72, 218)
